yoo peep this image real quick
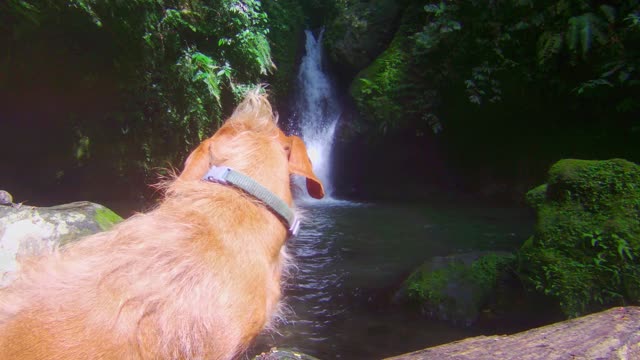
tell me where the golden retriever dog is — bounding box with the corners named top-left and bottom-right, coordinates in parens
top-left (0, 89), bottom-right (324, 359)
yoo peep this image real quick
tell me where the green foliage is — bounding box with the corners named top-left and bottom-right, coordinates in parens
top-left (350, 37), bottom-right (408, 135)
top-left (413, 2), bottom-right (461, 52)
top-left (323, 0), bottom-right (404, 74)
top-left (627, 11), bottom-right (640, 28)
top-left (566, 12), bottom-right (608, 58)
top-left (261, 0), bottom-right (305, 101)
top-left (341, 0), bottom-right (639, 137)
top-left (345, 1), bottom-right (445, 136)
top-left (537, 31), bottom-right (564, 65)
top-left (520, 159), bottom-right (640, 317)
top-left (1, 0), bottom-right (278, 193)
top-left (3, 0), bottom-right (41, 25)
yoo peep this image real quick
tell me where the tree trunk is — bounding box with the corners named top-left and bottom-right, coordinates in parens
top-left (386, 306), bottom-right (640, 360)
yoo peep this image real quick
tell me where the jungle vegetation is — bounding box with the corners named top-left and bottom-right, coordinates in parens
top-left (328, 0), bottom-right (639, 195)
top-left (2, 0), bottom-right (638, 200)
top-left (1, 0), bottom-right (304, 202)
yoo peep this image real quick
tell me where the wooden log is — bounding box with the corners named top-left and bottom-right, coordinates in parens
top-left (385, 306), bottom-right (640, 360)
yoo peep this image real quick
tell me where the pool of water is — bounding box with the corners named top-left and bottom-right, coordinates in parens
top-left (250, 198), bottom-right (548, 359)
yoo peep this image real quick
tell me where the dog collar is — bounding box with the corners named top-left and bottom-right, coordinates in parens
top-left (203, 165), bottom-right (300, 236)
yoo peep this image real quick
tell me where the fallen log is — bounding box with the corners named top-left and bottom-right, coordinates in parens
top-left (385, 306), bottom-right (640, 360)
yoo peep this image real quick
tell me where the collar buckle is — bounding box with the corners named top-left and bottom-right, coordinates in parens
top-left (203, 166), bottom-right (231, 184)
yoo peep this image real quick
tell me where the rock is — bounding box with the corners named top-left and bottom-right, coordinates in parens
top-left (0, 201), bottom-right (122, 287)
top-left (253, 347), bottom-right (321, 360)
top-left (520, 159), bottom-right (640, 317)
top-left (399, 251), bottom-right (515, 326)
top-left (385, 306), bottom-right (640, 360)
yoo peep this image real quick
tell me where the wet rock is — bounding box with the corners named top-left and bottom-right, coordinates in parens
top-left (253, 347), bottom-right (321, 360)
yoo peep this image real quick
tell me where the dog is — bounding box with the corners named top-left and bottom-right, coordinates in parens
top-left (0, 89), bottom-right (324, 359)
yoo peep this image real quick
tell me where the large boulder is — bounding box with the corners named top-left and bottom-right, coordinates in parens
top-left (0, 200), bottom-right (122, 286)
top-left (520, 158), bottom-right (640, 317)
top-left (400, 251), bottom-right (515, 326)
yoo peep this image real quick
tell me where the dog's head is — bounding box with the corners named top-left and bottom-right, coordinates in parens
top-left (178, 90), bottom-right (324, 202)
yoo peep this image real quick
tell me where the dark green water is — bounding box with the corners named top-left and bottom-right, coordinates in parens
top-left (251, 198), bottom-right (555, 359)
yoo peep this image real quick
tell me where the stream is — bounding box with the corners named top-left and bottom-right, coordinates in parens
top-left (251, 198), bottom-right (541, 359)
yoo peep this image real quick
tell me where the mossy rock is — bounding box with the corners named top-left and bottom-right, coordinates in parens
top-left (349, 34), bottom-right (409, 133)
top-left (520, 158), bottom-right (640, 317)
top-left (0, 201), bottom-right (123, 286)
top-left (94, 206), bottom-right (123, 231)
top-left (403, 252), bottom-right (516, 326)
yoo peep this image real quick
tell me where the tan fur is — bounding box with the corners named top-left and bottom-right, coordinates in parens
top-left (0, 89), bottom-right (324, 360)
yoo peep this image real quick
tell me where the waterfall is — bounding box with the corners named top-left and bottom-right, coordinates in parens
top-left (291, 29), bottom-right (340, 200)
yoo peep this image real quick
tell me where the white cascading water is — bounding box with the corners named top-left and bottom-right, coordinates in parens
top-left (292, 29), bottom-right (340, 200)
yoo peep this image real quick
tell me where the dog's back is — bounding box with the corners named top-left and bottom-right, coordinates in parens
top-left (0, 90), bottom-right (324, 359)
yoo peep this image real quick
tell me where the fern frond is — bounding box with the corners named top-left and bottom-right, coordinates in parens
top-left (537, 31), bottom-right (563, 65)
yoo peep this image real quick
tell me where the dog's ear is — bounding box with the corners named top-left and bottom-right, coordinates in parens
top-left (286, 135), bottom-right (325, 199)
top-left (178, 139), bottom-right (213, 181)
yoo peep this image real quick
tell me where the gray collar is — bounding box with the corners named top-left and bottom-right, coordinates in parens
top-left (203, 165), bottom-right (300, 236)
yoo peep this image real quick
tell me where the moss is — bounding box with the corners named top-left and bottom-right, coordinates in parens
top-left (546, 158), bottom-right (640, 210)
top-left (520, 158), bottom-right (640, 317)
top-left (471, 253), bottom-right (516, 290)
top-left (406, 261), bottom-right (464, 304)
top-left (94, 207), bottom-right (123, 231)
top-left (349, 35), bottom-right (409, 133)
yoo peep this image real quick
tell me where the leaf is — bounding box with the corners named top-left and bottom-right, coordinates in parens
top-left (566, 13), bottom-right (608, 58)
top-left (537, 31), bottom-right (563, 65)
top-left (626, 12), bottom-right (640, 29)
top-left (191, 52), bottom-right (214, 67)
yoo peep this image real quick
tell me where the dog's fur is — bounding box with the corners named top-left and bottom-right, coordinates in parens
top-left (0, 90), bottom-right (324, 360)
